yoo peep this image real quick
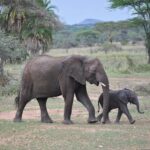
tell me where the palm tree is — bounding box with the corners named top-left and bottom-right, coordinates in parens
top-left (21, 17), bottom-right (53, 55)
top-left (0, 0), bottom-right (61, 55)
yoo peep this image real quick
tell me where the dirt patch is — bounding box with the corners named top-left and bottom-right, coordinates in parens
top-left (0, 109), bottom-right (87, 121)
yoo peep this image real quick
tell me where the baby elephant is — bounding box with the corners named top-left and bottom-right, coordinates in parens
top-left (97, 88), bottom-right (144, 124)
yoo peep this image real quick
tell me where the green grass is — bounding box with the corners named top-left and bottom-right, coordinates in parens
top-left (0, 96), bottom-right (149, 150)
top-left (0, 115), bottom-right (150, 150)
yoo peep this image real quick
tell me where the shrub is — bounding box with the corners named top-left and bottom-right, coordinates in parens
top-left (100, 43), bottom-right (122, 53)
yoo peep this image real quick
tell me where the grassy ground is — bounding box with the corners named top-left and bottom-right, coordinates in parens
top-left (0, 96), bottom-right (150, 150)
top-left (0, 45), bottom-right (150, 150)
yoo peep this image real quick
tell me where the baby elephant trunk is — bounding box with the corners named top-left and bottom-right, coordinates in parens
top-left (136, 101), bottom-right (144, 114)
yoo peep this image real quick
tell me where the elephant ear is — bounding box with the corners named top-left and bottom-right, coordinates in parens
top-left (63, 56), bottom-right (86, 85)
top-left (118, 91), bottom-right (128, 105)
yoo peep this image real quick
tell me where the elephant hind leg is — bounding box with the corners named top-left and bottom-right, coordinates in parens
top-left (14, 97), bottom-right (30, 122)
top-left (105, 112), bottom-right (111, 123)
top-left (97, 113), bottom-right (103, 122)
top-left (37, 98), bottom-right (53, 123)
top-left (97, 111), bottom-right (111, 123)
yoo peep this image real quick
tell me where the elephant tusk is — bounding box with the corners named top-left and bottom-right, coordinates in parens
top-left (99, 82), bottom-right (106, 87)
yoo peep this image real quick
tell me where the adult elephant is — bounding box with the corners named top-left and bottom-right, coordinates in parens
top-left (14, 55), bottom-right (109, 124)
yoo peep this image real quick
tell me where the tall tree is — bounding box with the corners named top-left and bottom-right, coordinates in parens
top-left (108, 0), bottom-right (150, 63)
top-left (0, 29), bottom-right (26, 81)
top-left (0, 0), bottom-right (61, 55)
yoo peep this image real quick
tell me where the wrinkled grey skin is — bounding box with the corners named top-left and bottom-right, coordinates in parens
top-left (14, 55), bottom-right (109, 124)
top-left (97, 88), bottom-right (144, 124)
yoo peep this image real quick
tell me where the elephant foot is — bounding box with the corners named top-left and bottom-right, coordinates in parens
top-left (62, 119), bottom-right (74, 125)
top-left (97, 117), bottom-right (102, 122)
top-left (41, 117), bottom-right (53, 123)
top-left (114, 121), bottom-right (120, 124)
top-left (101, 119), bottom-right (111, 124)
top-left (106, 120), bottom-right (111, 124)
top-left (88, 118), bottom-right (97, 124)
top-left (41, 119), bottom-right (53, 123)
top-left (101, 119), bottom-right (109, 124)
top-left (130, 120), bottom-right (135, 124)
top-left (13, 117), bottom-right (22, 122)
top-left (97, 115), bottom-right (102, 122)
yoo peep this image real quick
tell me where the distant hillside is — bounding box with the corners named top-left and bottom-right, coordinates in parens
top-left (77, 19), bottom-right (102, 25)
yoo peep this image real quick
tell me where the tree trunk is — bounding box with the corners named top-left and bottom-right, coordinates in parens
top-left (0, 57), bottom-right (5, 86)
top-left (147, 48), bottom-right (150, 64)
top-left (146, 33), bottom-right (150, 64)
top-left (0, 57), bottom-right (8, 86)
top-left (0, 57), bottom-right (4, 77)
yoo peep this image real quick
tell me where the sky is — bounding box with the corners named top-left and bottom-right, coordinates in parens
top-left (51, 0), bottom-right (133, 25)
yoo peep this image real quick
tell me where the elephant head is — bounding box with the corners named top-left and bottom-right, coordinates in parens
top-left (63, 55), bottom-right (109, 123)
top-left (63, 56), bottom-right (109, 86)
top-left (124, 88), bottom-right (144, 114)
top-left (83, 57), bottom-right (110, 123)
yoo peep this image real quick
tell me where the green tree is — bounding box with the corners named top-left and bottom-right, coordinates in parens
top-left (0, 0), bottom-right (61, 55)
top-left (76, 30), bottom-right (99, 47)
top-left (95, 21), bottom-right (137, 43)
top-left (0, 29), bottom-right (26, 79)
top-left (108, 0), bottom-right (150, 63)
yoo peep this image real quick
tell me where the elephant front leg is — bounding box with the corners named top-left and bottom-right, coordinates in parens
top-left (63, 93), bottom-right (74, 124)
top-left (37, 98), bottom-right (53, 123)
top-left (121, 105), bottom-right (135, 124)
top-left (75, 85), bottom-right (97, 123)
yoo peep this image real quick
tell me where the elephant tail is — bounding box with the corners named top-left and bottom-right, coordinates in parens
top-left (98, 94), bottom-right (103, 113)
top-left (15, 91), bottom-right (20, 108)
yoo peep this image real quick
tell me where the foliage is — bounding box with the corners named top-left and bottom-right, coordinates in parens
top-left (0, 29), bottom-right (26, 82)
top-left (100, 42), bottom-right (122, 53)
top-left (134, 83), bottom-right (150, 96)
top-left (94, 20), bottom-right (143, 43)
top-left (0, 30), bottom-right (26, 61)
top-left (0, 79), bottom-right (18, 95)
top-left (76, 29), bottom-right (100, 47)
top-left (95, 20), bottom-right (135, 32)
top-left (0, 0), bottom-right (61, 55)
top-left (53, 20), bottom-right (144, 49)
top-left (108, 0), bottom-right (150, 63)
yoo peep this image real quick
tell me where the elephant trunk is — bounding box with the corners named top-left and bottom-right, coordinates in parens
top-left (96, 72), bottom-right (110, 123)
top-left (135, 101), bottom-right (144, 114)
top-left (101, 86), bottom-right (109, 123)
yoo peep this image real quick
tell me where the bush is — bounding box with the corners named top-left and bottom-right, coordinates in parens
top-left (0, 75), bottom-right (9, 86)
top-left (0, 79), bottom-right (18, 96)
top-left (135, 64), bottom-right (150, 73)
top-left (100, 43), bottom-right (122, 53)
top-left (134, 83), bottom-right (150, 96)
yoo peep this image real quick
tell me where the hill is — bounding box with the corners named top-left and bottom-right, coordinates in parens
top-left (77, 19), bottom-right (102, 25)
